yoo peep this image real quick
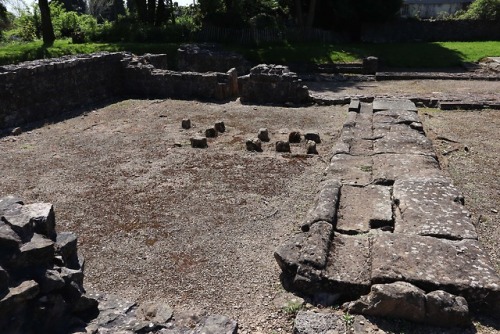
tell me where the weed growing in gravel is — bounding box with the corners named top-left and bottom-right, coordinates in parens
top-left (283, 300), bottom-right (303, 316)
top-left (343, 312), bottom-right (355, 330)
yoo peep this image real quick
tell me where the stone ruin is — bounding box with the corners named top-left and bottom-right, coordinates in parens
top-left (275, 99), bottom-right (500, 330)
top-left (0, 52), bottom-right (311, 132)
top-left (0, 195), bottom-right (239, 334)
top-left (0, 195), bottom-right (96, 333)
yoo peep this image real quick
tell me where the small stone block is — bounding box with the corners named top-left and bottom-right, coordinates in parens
top-left (205, 127), bottom-right (218, 138)
top-left (306, 140), bottom-right (318, 155)
top-left (214, 121), bottom-right (226, 133)
top-left (245, 138), bottom-right (262, 152)
top-left (11, 127), bottom-right (22, 136)
top-left (190, 137), bottom-right (208, 148)
top-left (276, 141), bottom-right (291, 153)
top-left (304, 132), bottom-right (321, 144)
top-left (181, 119), bottom-right (191, 129)
top-left (289, 131), bottom-right (301, 143)
top-left (349, 99), bottom-right (360, 112)
top-left (257, 128), bottom-right (270, 142)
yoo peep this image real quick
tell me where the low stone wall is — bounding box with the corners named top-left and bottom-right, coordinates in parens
top-left (0, 195), bottom-right (97, 334)
top-left (0, 53), bottom-right (124, 129)
top-left (2, 53), bottom-right (313, 131)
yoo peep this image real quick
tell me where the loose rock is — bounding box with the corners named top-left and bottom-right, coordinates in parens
top-left (289, 131), bottom-right (301, 143)
top-left (306, 140), bottom-right (318, 155)
top-left (276, 141), bottom-right (291, 153)
top-left (190, 136), bottom-right (208, 148)
top-left (205, 127), bottom-right (218, 138)
top-left (304, 131), bottom-right (321, 143)
top-left (246, 138), bottom-right (262, 152)
top-left (214, 121), bottom-right (226, 133)
top-left (257, 128), bottom-right (270, 142)
top-left (181, 118), bottom-right (191, 129)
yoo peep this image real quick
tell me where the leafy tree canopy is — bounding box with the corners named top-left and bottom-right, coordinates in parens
top-left (458, 0), bottom-right (500, 20)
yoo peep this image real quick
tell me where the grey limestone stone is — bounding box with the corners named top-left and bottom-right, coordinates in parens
top-left (294, 310), bottom-right (344, 334)
top-left (348, 99), bottom-right (360, 112)
top-left (194, 314), bottom-right (237, 334)
top-left (325, 154), bottom-right (372, 186)
top-left (425, 290), bottom-right (470, 327)
top-left (302, 180), bottom-right (341, 229)
top-left (373, 99), bottom-right (417, 112)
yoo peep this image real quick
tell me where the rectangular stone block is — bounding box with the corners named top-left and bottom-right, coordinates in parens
top-left (336, 185), bottom-right (393, 234)
top-left (373, 124), bottom-right (434, 155)
top-left (372, 154), bottom-right (443, 183)
top-left (303, 180), bottom-right (341, 228)
top-left (373, 109), bottom-right (420, 125)
top-left (393, 177), bottom-right (477, 240)
top-left (325, 154), bottom-right (372, 186)
top-left (373, 99), bottom-right (417, 112)
top-left (371, 233), bottom-right (500, 309)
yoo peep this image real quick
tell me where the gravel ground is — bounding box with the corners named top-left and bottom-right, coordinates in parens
top-left (0, 90), bottom-right (498, 333)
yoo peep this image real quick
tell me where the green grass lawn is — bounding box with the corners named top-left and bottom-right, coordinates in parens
top-left (1, 39), bottom-right (499, 68)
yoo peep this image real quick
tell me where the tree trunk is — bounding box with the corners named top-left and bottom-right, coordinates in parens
top-left (147, 0), bottom-right (156, 24)
top-left (38, 0), bottom-right (55, 45)
top-left (134, 0), bottom-right (147, 22)
top-left (306, 0), bottom-right (318, 28)
top-left (294, 0), bottom-right (304, 27)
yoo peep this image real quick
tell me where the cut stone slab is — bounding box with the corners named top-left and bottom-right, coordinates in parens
top-left (302, 180), bottom-right (341, 229)
top-left (349, 99), bottom-right (360, 112)
top-left (371, 233), bottom-right (500, 311)
top-left (293, 310), bottom-right (345, 334)
top-left (320, 233), bottom-right (371, 298)
top-left (393, 177), bottom-right (477, 240)
top-left (372, 153), bottom-right (442, 183)
top-left (373, 109), bottom-right (420, 125)
top-left (373, 99), bottom-right (417, 112)
top-left (373, 124), bottom-right (434, 155)
top-left (325, 154), bottom-right (372, 186)
top-left (336, 185), bottom-right (393, 234)
top-left (299, 221), bottom-right (334, 269)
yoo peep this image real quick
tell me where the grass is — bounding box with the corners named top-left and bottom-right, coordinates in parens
top-left (0, 38), bottom-right (499, 68)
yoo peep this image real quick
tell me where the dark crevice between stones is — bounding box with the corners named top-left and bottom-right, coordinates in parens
top-left (334, 229), bottom-right (366, 236)
top-left (369, 219), bottom-right (394, 232)
top-left (421, 233), bottom-right (463, 241)
top-left (372, 178), bottom-right (395, 186)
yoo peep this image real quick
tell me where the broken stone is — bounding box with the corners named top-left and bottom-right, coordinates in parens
top-left (205, 127), bottom-right (218, 138)
top-left (181, 118), bottom-right (191, 129)
top-left (195, 314), bottom-right (237, 334)
top-left (245, 138), bottom-right (262, 152)
top-left (0, 220), bottom-right (22, 250)
top-left (344, 281), bottom-right (426, 323)
top-left (214, 121), bottom-right (225, 133)
top-left (289, 131), bottom-right (301, 143)
top-left (15, 233), bottom-right (54, 268)
top-left (257, 128), bottom-right (270, 142)
top-left (302, 179), bottom-right (341, 229)
top-left (304, 131), bottom-right (321, 144)
top-left (190, 136), bottom-right (208, 148)
top-left (0, 195), bottom-right (24, 212)
top-left (276, 141), bottom-right (291, 153)
top-left (0, 280), bottom-right (39, 306)
top-left (2, 202), bottom-right (56, 242)
top-left (136, 301), bottom-right (173, 324)
top-left (39, 269), bottom-right (65, 294)
top-left (56, 231), bottom-right (79, 268)
top-left (425, 290), bottom-right (470, 327)
top-left (306, 140), bottom-right (318, 155)
top-left (11, 127), bottom-right (22, 136)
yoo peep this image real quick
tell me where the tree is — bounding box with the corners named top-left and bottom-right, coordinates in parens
top-left (54, 0), bottom-right (86, 13)
top-left (458, 0), bottom-right (500, 20)
top-left (38, 0), bottom-right (55, 45)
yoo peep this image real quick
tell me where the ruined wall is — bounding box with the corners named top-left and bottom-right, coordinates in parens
top-left (0, 53), bottom-right (125, 129)
top-left (1, 53), bottom-right (311, 131)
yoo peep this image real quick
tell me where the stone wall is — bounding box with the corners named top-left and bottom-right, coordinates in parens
top-left (1, 53), bottom-right (311, 131)
top-left (0, 196), bottom-right (97, 334)
top-left (0, 52), bottom-right (124, 129)
top-left (362, 20), bottom-right (500, 43)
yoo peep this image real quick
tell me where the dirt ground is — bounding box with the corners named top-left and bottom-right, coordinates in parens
top-left (0, 89), bottom-right (499, 333)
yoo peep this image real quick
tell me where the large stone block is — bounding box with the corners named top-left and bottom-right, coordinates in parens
top-left (325, 154), bottom-right (372, 186)
top-left (371, 233), bottom-right (500, 310)
top-left (302, 180), bottom-right (341, 229)
top-left (372, 153), bottom-right (442, 183)
top-left (393, 177), bottom-right (477, 240)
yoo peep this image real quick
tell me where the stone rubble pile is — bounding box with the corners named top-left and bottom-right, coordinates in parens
top-left (0, 195), bottom-right (97, 334)
top-left (274, 99), bottom-right (500, 330)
